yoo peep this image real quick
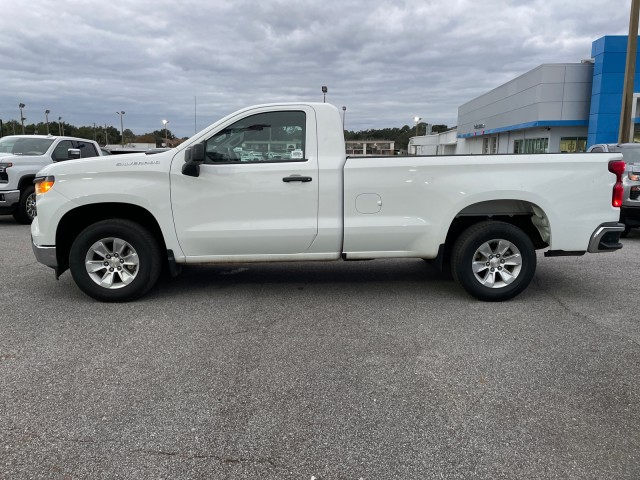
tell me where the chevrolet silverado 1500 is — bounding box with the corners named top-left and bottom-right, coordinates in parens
top-left (0, 135), bottom-right (104, 223)
top-left (31, 103), bottom-right (625, 302)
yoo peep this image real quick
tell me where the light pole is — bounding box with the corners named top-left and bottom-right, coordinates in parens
top-left (58, 116), bottom-right (64, 136)
top-left (162, 119), bottom-right (169, 147)
top-left (322, 86), bottom-right (327, 103)
top-left (342, 106), bottom-right (346, 131)
top-left (44, 110), bottom-right (50, 135)
top-left (18, 103), bottom-right (26, 134)
top-left (413, 116), bottom-right (422, 155)
top-left (117, 111), bottom-right (125, 148)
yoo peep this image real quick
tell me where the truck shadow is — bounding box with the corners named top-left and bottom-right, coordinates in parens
top-left (151, 259), bottom-right (458, 298)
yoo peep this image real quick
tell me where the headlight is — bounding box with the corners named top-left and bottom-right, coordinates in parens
top-left (34, 176), bottom-right (55, 194)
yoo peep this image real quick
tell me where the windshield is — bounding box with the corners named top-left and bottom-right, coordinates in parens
top-left (0, 137), bottom-right (55, 156)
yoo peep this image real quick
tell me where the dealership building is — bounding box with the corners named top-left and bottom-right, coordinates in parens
top-left (410, 35), bottom-right (640, 155)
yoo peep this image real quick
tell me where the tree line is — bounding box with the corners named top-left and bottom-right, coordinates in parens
top-left (0, 119), bottom-right (179, 147)
top-left (344, 122), bottom-right (452, 151)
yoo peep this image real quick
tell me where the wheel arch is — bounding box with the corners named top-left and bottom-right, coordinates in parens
top-left (55, 203), bottom-right (167, 275)
top-left (438, 199), bottom-right (550, 266)
top-left (18, 174), bottom-right (36, 191)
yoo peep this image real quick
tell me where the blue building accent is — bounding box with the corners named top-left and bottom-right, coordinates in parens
top-left (457, 120), bottom-right (588, 139)
top-left (588, 36), bottom-right (639, 147)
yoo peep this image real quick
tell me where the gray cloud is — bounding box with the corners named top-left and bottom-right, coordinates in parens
top-left (0, 0), bottom-right (630, 136)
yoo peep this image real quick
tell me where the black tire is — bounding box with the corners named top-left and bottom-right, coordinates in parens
top-left (451, 221), bottom-right (536, 301)
top-left (69, 219), bottom-right (162, 302)
top-left (12, 185), bottom-right (36, 224)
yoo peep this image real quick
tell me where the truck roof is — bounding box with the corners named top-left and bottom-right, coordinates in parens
top-left (0, 134), bottom-right (98, 142)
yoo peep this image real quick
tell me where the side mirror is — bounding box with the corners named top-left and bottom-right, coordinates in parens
top-left (182, 143), bottom-right (205, 177)
top-left (68, 148), bottom-right (81, 160)
top-left (191, 143), bottom-right (205, 164)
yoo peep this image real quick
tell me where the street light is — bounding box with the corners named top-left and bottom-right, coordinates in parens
top-left (322, 86), bottom-right (328, 103)
top-left (414, 116), bottom-right (422, 136)
top-left (18, 103), bottom-right (26, 134)
top-left (413, 116), bottom-right (422, 155)
top-left (117, 111), bottom-right (125, 148)
top-left (44, 110), bottom-right (50, 135)
top-left (342, 106), bottom-right (346, 131)
top-left (162, 119), bottom-right (169, 147)
top-left (58, 116), bottom-right (64, 136)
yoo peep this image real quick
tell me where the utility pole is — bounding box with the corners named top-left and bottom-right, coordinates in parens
top-left (18, 103), bottom-right (26, 134)
top-left (44, 110), bottom-right (50, 134)
top-left (620, 0), bottom-right (640, 144)
top-left (117, 111), bottom-right (125, 148)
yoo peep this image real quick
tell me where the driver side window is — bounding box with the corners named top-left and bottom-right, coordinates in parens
top-left (52, 140), bottom-right (74, 162)
top-left (203, 111), bottom-right (306, 164)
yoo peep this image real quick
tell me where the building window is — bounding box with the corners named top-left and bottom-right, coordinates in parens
top-left (515, 138), bottom-right (549, 154)
top-left (560, 137), bottom-right (587, 153)
top-left (514, 140), bottom-right (523, 154)
top-left (483, 136), bottom-right (498, 154)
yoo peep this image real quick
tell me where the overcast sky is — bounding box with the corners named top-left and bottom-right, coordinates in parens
top-left (0, 0), bottom-right (632, 137)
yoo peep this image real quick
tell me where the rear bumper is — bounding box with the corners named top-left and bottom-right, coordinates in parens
top-left (587, 222), bottom-right (624, 253)
top-left (31, 237), bottom-right (58, 269)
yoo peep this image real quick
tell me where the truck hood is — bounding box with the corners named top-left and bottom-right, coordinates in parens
top-left (37, 151), bottom-right (173, 177)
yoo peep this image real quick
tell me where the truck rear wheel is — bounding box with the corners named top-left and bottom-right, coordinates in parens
top-left (69, 219), bottom-right (162, 302)
top-left (451, 221), bottom-right (536, 301)
top-left (13, 185), bottom-right (36, 224)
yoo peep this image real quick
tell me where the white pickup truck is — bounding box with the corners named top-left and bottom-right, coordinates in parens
top-left (0, 135), bottom-right (104, 223)
top-left (31, 103), bottom-right (625, 302)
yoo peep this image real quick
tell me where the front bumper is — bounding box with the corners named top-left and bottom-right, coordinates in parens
top-left (0, 189), bottom-right (20, 208)
top-left (31, 237), bottom-right (58, 269)
top-left (587, 222), bottom-right (624, 253)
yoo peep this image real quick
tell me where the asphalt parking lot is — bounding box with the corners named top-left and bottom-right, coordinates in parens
top-left (1, 216), bottom-right (639, 479)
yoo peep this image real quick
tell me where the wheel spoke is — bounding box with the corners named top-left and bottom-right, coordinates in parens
top-left (113, 238), bottom-right (126, 256)
top-left (472, 261), bottom-right (488, 274)
top-left (122, 252), bottom-right (139, 267)
top-left (481, 271), bottom-right (496, 287)
top-left (99, 270), bottom-right (115, 287)
top-left (86, 260), bottom-right (106, 273)
top-left (92, 241), bottom-right (110, 259)
top-left (496, 240), bottom-right (512, 256)
top-left (499, 269), bottom-right (517, 285)
top-left (476, 242), bottom-right (493, 259)
top-left (117, 268), bottom-right (136, 285)
top-left (503, 254), bottom-right (522, 266)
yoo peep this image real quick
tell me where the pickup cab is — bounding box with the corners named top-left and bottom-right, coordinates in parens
top-left (31, 103), bottom-right (625, 302)
top-left (0, 135), bottom-right (104, 223)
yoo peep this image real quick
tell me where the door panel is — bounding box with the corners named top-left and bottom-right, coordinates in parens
top-left (170, 107), bottom-right (319, 257)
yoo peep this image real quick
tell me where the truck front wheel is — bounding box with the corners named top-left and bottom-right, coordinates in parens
top-left (13, 185), bottom-right (36, 224)
top-left (451, 221), bottom-right (536, 301)
top-left (69, 219), bottom-right (162, 302)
